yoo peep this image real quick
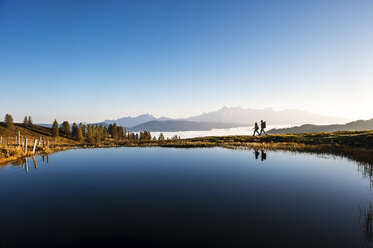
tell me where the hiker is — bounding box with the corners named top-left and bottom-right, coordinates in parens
top-left (259, 120), bottom-right (267, 136)
top-left (253, 122), bottom-right (260, 136)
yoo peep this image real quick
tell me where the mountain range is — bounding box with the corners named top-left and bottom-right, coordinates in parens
top-left (127, 120), bottom-right (245, 132)
top-left (103, 107), bottom-right (349, 129)
top-left (104, 114), bottom-right (170, 127)
top-left (38, 107), bottom-right (353, 132)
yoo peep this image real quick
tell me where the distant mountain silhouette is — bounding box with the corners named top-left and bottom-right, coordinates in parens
top-left (184, 106), bottom-right (349, 125)
top-left (127, 120), bottom-right (246, 132)
top-left (104, 114), bottom-right (170, 127)
top-left (101, 106), bottom-right (349, 130)
top-left (268, 118), bottom-right (373, 134)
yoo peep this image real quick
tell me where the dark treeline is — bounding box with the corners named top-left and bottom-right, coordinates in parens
top-left (53, 120), bottom-right (156, 143)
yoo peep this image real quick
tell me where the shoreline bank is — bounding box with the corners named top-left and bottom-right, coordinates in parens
top-left (1, 130), bottom-right (373, 167)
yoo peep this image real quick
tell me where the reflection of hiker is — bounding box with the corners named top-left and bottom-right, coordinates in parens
top-left (254, 150), bottom-right (260, 159)
top-left (253, 123), bottom-right (260, 136)
top-left (261, 150), bottom-right (267, 161)
top-left (259, 120), bottom-right (267, 136)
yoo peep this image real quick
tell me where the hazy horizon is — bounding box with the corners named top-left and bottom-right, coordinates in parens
top-left (3, 106), bottom-right (355, 125)
top-left (1, 0), bottom-right (372, 123)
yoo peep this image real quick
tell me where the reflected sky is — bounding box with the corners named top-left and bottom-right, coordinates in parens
top-left (0, 147), bottom-right (372, 247)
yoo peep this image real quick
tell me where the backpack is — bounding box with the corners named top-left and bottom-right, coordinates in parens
top-left (263, 122), bottom-right (266, 128)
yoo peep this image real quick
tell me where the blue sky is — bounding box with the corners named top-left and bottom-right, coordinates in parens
top-left (1, 0), bottom-right (372, 123)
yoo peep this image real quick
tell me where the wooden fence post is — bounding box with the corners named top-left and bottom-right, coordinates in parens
top-left (47, 137), bottom-right (49, 147)
top-left (0, 136), bottom-right (2, 145)
top-left (32, 139), bottom-right (37, 154)
top-left (7, 136), bottom-right (9, 146)
top-left (18, 131), bottom-right (21, 146)
top-left (42, 136), bottom-right (45, 147)
top-left (25, 136), bottom-right (28, 154)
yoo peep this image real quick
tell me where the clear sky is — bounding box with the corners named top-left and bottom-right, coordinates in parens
top-left (1, 0), bottom-right (372, 123)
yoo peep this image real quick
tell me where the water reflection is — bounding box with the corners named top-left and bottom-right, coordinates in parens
top-left (1, 148), bottom-right (373, 247)
top-left (2, 154), bottom-right (51, 173)
top-left (0, 235), bottom-right (6, 248)
top-left (24, 158), bottom-right (28, 173)
top-left (32, 156), bottom-right (38, 169)
top-left (261, 150), bottom-right (267, 161)
top-left (360, 202), bottom-right (373, 247)
top-left (254, 149), bottom-right (267, 161)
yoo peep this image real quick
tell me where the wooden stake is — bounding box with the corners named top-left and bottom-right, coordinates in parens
top-left (18, 130), bottom-right (21, 146)
top-left (32, 139), bottom-right (37, 154)
top-left (25, 136), bottom-right (28, 154)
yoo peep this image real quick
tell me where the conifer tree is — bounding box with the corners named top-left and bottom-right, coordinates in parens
top-left (72, 123), bottom-right (78, 137)
top-left (87, 125), bottom-right (95, 143)
top-left (61, 121), bottom-right (71, 135)
top-left (23, 116), bottom-right (28, 126)
top-left (28, 116), bottom-right (32, 126)
top-left (108, 124), bottom-right (113, 137)
top-left (99, 124), bottom-right (104, 139)
top-left (95, 125), bottom-right (101, 142)
top-left (52, 120), bottom-right (59, 137)
top-left (112, 123), bottom-right (118, 140)
top-left (4, 114), bottom-right (14, 127)
top-left (103, 126), bottom-right (108, 140)
top-left (77, 126), bottom-right (84, 141)
top-left (117, 126), bottom-right (124, 140)
top-left (81, 124), bottom-right (87, 136)
top-left (158, 133), bottom-right (165, 141)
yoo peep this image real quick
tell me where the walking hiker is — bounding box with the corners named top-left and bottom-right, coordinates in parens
top-left (259, 120), bottom-right (267, 136)
top-left (253, 122), bottom-right (260, 136)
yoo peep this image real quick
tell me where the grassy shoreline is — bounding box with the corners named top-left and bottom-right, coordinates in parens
top-left (1, 130), bottom-right (373, 166)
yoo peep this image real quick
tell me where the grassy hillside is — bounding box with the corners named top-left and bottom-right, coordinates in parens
top-left (0, 122), bottom-right (79, 145)
top-left (269, 118), bottom-right (373, 134)
top-left (183, 130), bottom-right (373, 149)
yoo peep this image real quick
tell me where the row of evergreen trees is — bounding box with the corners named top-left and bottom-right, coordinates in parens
top-left (51, 120), bottom-right (158, 143)
top-left (3, 114), bottom-right (174, 143)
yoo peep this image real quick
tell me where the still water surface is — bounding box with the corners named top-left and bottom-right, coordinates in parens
top-left (0, 148), bottom-right (372, 247)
